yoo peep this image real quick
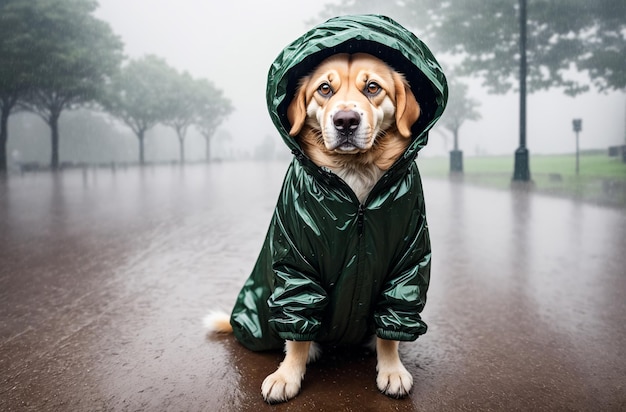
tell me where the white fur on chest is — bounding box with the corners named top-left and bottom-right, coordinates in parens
top-left (331, 163), bottom-right (385, 204)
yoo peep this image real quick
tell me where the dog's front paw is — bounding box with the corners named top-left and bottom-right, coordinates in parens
top-left (261, 368), bottom-right (303, 404)
top-left (376, 363), bottom-right (413, 398)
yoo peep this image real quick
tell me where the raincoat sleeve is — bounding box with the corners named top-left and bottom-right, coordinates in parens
top-left (266, 192), bottom-right (329, 341)
top-left (374, 179), bottom-right (431, 341)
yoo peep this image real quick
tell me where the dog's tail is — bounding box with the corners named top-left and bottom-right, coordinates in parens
top-left (203, 311), bottom-right (233, 334)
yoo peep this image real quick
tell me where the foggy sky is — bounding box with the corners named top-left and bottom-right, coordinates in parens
top-left (95, 0), bottom-right (626, 157)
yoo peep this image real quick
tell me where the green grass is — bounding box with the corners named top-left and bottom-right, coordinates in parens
top-left (417, 152), bottom-right (626, 207)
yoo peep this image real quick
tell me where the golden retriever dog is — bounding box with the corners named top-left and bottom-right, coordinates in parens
top-left (206, 52), bottom-right (420, 403)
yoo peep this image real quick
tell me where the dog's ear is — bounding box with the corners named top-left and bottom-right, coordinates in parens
top-left (393, 72), bottom-right (421, 138)
top-left (287, 81), bottom-right (308, 137)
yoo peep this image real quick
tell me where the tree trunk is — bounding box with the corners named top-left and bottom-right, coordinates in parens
top-left (453, 127), bottom-right (459, 151)
top-left (49, 112), bottom-right (61, 170)
top-left (138, 130), bottom-right (145, 165)
top-left (204, 135), bottom-right (211, 163)
top-left (174, 125), bottom-right (187, 165)
top-left (179, 137), bottom-right (185, 165)
top-left (0, 107), bottom-right (9, 173)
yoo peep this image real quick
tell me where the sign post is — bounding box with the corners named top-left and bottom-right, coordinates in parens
top-left (573, 118), bottom-right (582, 175)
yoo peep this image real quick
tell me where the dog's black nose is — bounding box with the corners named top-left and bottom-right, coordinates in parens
top-left (333, 110), bottom-right (361, 136)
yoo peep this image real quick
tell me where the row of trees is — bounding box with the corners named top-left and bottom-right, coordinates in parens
top-left (101, 56), bottom-right (232, 165)
top-left (0, 0), bottom-right (232, 172)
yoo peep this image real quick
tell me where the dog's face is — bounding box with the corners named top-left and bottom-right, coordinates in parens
top-left (287, 53), bottom-right (420, 160)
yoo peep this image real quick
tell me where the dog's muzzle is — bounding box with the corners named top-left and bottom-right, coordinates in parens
top-left (333, 110), bottom-right (361, 137)
top-left (330, 110), bottom-right (363, 152)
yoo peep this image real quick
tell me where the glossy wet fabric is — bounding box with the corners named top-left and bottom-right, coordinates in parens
top-left (230, 15), bottom-right (448, 351)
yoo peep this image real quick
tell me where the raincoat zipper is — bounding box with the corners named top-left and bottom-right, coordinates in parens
top-left (340, 203), bottom-right (367, 344)
top-left (357, 204), bottom-right (365, 237)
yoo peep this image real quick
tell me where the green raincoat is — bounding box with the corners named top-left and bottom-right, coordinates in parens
top-left (230, 15), bottom-right (448, 351)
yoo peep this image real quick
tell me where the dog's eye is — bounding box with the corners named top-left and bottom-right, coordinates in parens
top-left (317, 83), bottom-right (333, 96)
top-left (365, 82), bottom-right (381, 96)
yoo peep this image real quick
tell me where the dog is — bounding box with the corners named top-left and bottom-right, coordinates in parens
top-left (205, 52), bottom-right (422, 403)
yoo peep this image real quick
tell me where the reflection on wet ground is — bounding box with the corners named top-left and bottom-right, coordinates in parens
top-left (1, 161), bottom-right (625, 411)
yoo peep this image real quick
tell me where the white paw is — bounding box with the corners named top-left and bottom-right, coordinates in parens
top-left (261, 368), bottom-right (303, 404)
top-left (376, 363), bottom-right (413, 398)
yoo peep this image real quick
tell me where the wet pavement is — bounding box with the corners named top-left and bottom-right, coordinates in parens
top-left (1, 161), bottom-right (625, 411)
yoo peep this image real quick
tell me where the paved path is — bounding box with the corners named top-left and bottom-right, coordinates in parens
top-left (1, 162), bottom-right (625, 411)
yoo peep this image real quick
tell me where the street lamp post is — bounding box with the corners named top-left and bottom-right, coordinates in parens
top-left (513, 0), bottom-right (531, 182)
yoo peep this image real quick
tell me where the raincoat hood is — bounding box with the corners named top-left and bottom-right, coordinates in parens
top-left (267, 14), bottom-right (448, 163)
top-left (229, 16), bottom-right (446, 352)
